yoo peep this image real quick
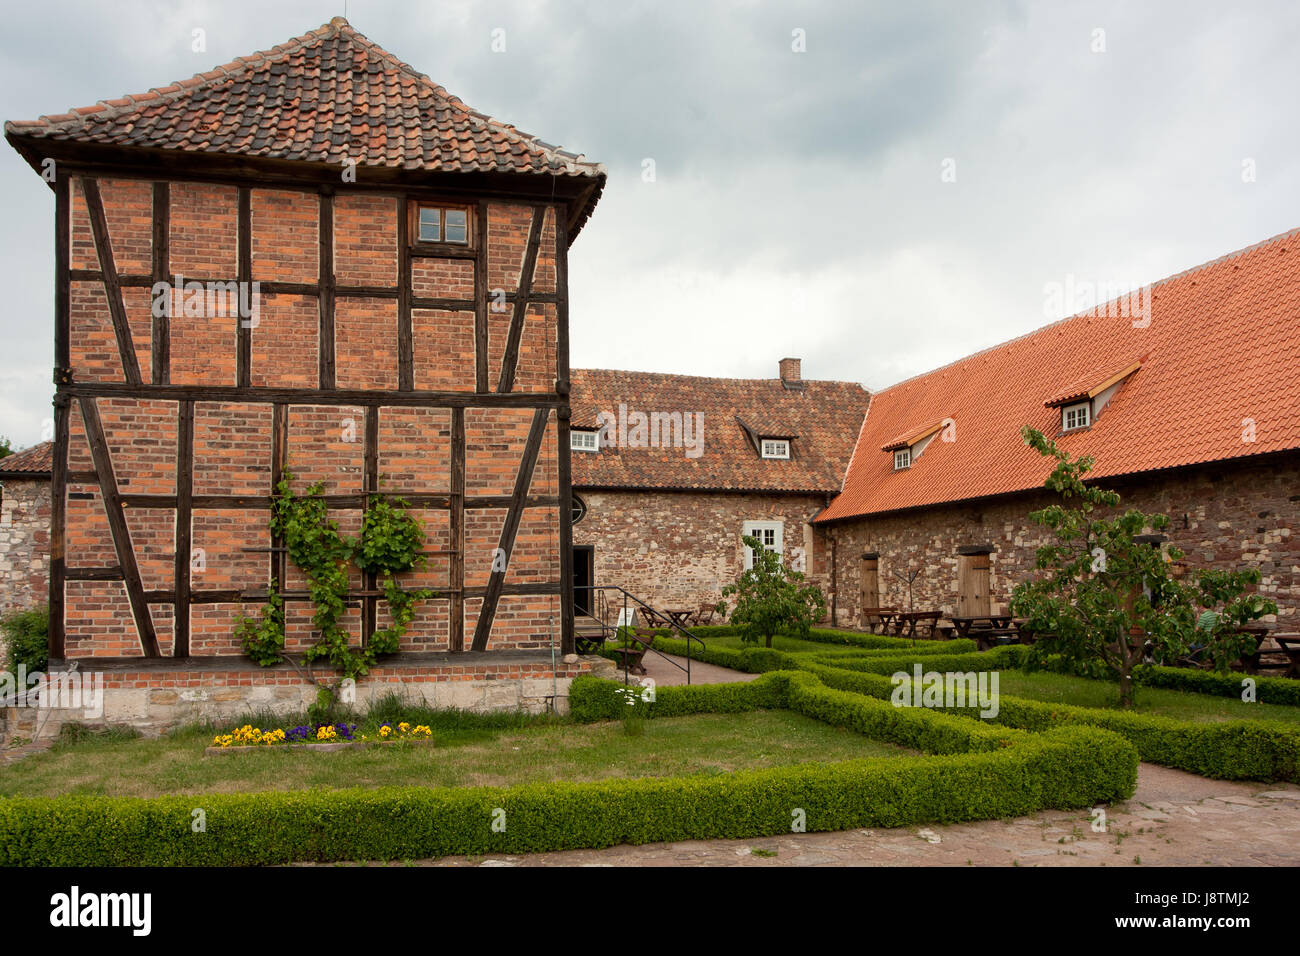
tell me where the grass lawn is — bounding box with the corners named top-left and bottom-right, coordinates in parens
top-left (991, 670), bottom-right (1300, 726)
top-left (0, 709), bottom-right (914, 799)
top-left (695, 633), bottom-right (871, 655)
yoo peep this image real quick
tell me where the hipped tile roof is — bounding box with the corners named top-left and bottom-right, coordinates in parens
top-left (819, 227), bottom-right (1300, 522)
top-left (0, 441), bottom-right (53, 477)
top-left (571, 368), bottom-right (869, 494)
top-left (4, 17), bottom-right (604, 233)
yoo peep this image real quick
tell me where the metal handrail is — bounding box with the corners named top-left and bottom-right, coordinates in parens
top-left (573, 584), bottom-right (707, 685)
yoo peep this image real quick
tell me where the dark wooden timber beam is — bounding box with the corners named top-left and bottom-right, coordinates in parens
top-left (82, 178), bottom-right (143, 385)
top-left (555, 208), bottom-right (575, 655)
top-left (318, 191), bottom-right (336, 388)
top-left (470, 407), bottom-right (549, 652)
top-left (236, 187), bottom-right (252, 387)
top-left (65, 381), bottom-right (565, 410)
top-left (48, 400), bottom-right (69, 658)
top-left (151, 181), bottom-right (170, 384)
top-left (497, 206), bottom-right (544, 393)
top-left (78, 396), bottom-right (162, 657)
top-left (362, 406), bottom-right (380, 646)
top-left (49, 176), bottom-right (70, 660)
top-left (474, 200), bottom-right (489, 392)
top-left (449, 406), bottom-right (465, 652)
top-left (173, 399), bottom-right (194, 656)
top-left (397, 199), bottom-right (414, 391)
top-left (270, 404), bottom-right (288, 589)
top-left (66, 566), bottom-right (124, 582)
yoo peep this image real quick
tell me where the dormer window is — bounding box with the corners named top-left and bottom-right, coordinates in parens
top-left (893, 448), bottom-right (911, 470)
top-left (570, 429), bottom-right (599, 452)
top-left (1062, 402), bottom-right (1091, 431)
top-left (761, 439), bottom-right (790, 459)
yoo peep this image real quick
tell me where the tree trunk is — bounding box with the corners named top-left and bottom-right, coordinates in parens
top-left (765, 633), bottom-right (773, 648)
top-left (1118, 667), bottom-right (1134, 708)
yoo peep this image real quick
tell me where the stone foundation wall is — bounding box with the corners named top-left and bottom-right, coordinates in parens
top-left (4, 654), bottom-right (615, 739)
top-left (825, 454), bottom-right (1300, 628)
top-left (573, 488), bottom-right (835, 616)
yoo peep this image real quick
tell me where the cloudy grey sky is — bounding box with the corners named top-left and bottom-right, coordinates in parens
top-left (1, 0), bottom-right (1297, 448)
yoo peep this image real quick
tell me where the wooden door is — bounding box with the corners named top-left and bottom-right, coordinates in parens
top-left (956, 553), bottom-right (991, 617)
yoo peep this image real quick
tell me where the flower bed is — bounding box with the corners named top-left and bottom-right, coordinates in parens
top-left (207, 721), bottom-right (432, 754)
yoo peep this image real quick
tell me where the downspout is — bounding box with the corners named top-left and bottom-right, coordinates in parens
top-left (825, 494), bottom-right (837, 625)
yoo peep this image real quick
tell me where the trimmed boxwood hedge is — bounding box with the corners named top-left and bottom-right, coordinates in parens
top-left (1038, 656), bottom-right (1300, 708)
top-left (802, 663), bottom-right (1300, 783)
top-left (611, 630), bottom-right (1300, 782)
top-left (0, 671), bottom-right (1137, 866)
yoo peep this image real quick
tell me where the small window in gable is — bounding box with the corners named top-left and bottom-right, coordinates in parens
top-left (413, 203), bottom-right (471, 246)
top-left (570, 430), bottom-right (599, 452)
top-left (761, 439), bottom-right (790, 459)
top-left (893, 448), bottom-right (911, 470)
top-left (1062, 402), bottom-right (1091, 431)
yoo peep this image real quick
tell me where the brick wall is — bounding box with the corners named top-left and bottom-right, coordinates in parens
top-left (572, 488), bottom-right (834, 617)
top-left (826, 453), bottom-right (1300, 628)
top-left (58, 175), bottom-right (565, 659)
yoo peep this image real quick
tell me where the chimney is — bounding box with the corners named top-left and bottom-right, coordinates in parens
top-left (779, 357), bottom-right (803, 390)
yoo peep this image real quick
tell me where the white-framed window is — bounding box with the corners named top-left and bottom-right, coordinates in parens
top-left (742, 520), bottom-right (784, 569)
top-left (893, 448), bottom-right (911, 470)
top-left (1062, 402), bottom-right (1091, 431)
top-left (761, 439), bottom-right (790, 459)
top-left (570, 430), bottom-right (599, 452)
top-left (414, 204), bottom-right (470, 245)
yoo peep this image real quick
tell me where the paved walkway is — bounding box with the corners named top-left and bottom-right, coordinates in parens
top-left (620, 653), bottom-right (758, 688)
top-left (425, 764), bottom-right (1300, 867)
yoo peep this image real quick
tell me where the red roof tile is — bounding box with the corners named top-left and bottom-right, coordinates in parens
top-left (0, 441), bottom-right (53, 476)
top-left (4, 17), bottom-right (604, 233)
top-left (571, 368), bottom-right (869, 493)
top-left (1043, 355), bottom-right (1145, 407)
top-left (820, 227), bottom-right (1300, 522)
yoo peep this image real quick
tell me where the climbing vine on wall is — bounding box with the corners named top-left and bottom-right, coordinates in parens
top-left (236, 470), bottom-right (437, 680)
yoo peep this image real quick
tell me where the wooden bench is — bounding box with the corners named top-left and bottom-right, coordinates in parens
top-left (612, 628), bottom-right (656, 676)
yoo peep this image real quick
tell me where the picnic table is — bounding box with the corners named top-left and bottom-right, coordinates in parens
top-left (949, 614), bottom-right (1015, 637)
top-left (664, 608), bottom-right (696, 629)
top-left (862, 606), bottom-right (899, 632)
top-left (1271, 633), bottom-right (1300, 678)
top-left (895, 610), bottom-right (943, 640)
top-left (640, 607), bottom-right (671, 628)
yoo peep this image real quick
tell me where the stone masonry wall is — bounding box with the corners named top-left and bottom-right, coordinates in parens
top-left (573, 489), bottom-right (834, 618)
top-left (0, 479), bottom-right (49, 616)
top-left (826, 454), bottom-right (1300, 628)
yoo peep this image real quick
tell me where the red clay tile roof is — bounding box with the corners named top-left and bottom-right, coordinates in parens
top-left (819, 227), bottom-right (1300, 522)
top-left (0, 441), bottom-right (53, 477)
top-left (1043, 355), bottom-right (1145, 407)
top-left (880, 420), bottom-right (946, 452)
top-left (571, 369), bottom-right (869, 493)
top-left (4, 17), bottom-right (604, 233)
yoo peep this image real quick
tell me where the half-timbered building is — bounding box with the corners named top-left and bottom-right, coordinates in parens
top-left (4, 17), bottom-right (609, 727)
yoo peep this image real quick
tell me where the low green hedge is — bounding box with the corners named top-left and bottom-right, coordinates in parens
top-left (0, 671), bottom-right (1138, 865)
top-left (803, 663), bottom-right (1300, 783)
top-left (602, 633), bottom-right (1300, 782)
top-left (1035, 656), bottom-right (1300, 708)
